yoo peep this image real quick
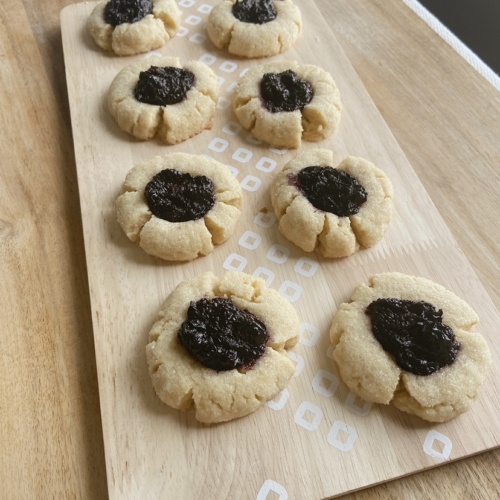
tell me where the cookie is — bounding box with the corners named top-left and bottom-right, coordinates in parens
top-left (329, 273), bottom-right (492, 422)
top-left (207, 0), bottom-right (301, 58)
top-left (108, 56), bottom-right (218, 144)
top-left (146, 271), bottom-right (300, 423)
top-left (270, 149), bottom-right (393, 258)
top-left (115, 153), bottom-right (243, 261)
top-left (233, 61), bottom-right (341, 148)
top-left (87, 0), bottom-right (180, 56)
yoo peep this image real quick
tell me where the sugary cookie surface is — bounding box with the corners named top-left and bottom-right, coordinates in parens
top-left (115, 152), bottom-right (243, 261)
top-left (87, 0), bottom-right (180, 56)
top-left (107, 56), bottom-right (218, 144)
top-left (329, 272), bottom-right (492, 422)
top-left (271, 149), bottom-right (393, 257)
top-left (207, 0), bottom-right (302, 58)
top-left (233, 61), bottom-right (342, 148)
top-left (146, 271), bottom-right (300, 423)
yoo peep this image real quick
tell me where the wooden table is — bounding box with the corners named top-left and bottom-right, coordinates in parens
top-left (1, 0), bottom-right (498, 498)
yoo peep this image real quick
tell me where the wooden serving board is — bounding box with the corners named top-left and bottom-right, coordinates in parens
top-left (61, 1), bottom-right (500, 498)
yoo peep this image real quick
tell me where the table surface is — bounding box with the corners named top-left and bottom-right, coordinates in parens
top-left (1, 0), bottom-right (498, 498)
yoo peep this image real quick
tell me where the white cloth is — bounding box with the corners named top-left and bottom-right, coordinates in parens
top-left (402, 0), bottom-right (500, 90)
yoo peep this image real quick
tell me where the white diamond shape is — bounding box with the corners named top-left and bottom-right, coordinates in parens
top-left (232, 147), bottom-right (253, 163)
top-left (241, 175), bottom-right (261, 192)
top-left (278, 280), bottom-right (302, 303)
top-left (185, 14), bottom-right (202, 25)
top-left (423, 430), bottom-right (453, 460)
top-left (294, 401), bottom-right (323, 431)
top-left (197, 4), bottom-right (213, 14)
top-left (266, 244), bottom-right (289, 264)
top-left (257, 480), bottom-right (288, 500)
top-left (198, 53), bottom-right (216, 65)
top-left (327, 421), bottom-right (357, 452)
top-left (294, 257), bottom-right (319, 278)
top-left (238, 231), bottom-right (261, 250)
top-left (222, 253), bottom-right (247, 272)
top-left (256, 157), bottom-right (277, 173)
top-left (299, 322), bottom-right (320, 346)
top-left (208, 137), bottom-right (228, 153)
top-left (219, 61), bottom-right (238, 73)
top-left (312, 369), bottom-right (339, 398)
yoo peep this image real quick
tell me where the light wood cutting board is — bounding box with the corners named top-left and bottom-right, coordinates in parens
top-left (61, 1), bottom-right (500, 498)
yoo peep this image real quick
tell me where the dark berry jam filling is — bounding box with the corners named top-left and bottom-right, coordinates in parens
top-left (293, 166), bottom-right (368, 217)
top-left (104, 0), bottom-right (153, 27)
top-left (260, 70), bottom-right (314, 113)
top-left (134, 66), bottom-right (195, 106)
top-left (232, 0), bottom-right (277, 24)
top-left (144, 169), bottom-right (215, 223)
top-left (366, 298), bottom-right (461, 376)
top-left (178, 297), bottom-right (269, 371)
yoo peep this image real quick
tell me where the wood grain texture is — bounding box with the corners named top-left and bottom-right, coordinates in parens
top-left (324, 2), bottom-right (500, 498)
top-left (0, 0), bottom-right (107, 499)
top-left (0, 0), bottom-right (498, 498)
top-left (62, 0), bottom-right (499, 498)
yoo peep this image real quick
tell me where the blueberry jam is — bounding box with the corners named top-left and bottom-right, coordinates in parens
top-left (144, 169), bottom-right (215, 223)
top-left (232, 0), bottom-right (277, 24)
top-left (104, 0), bottom-right (153, 27)
top-left (260, 70), bottom-right (314, 113)
top-left (134, 66), bottom-right (195, 106)
top-left (178, 298), bottom-right (269, 371)
top-left (294, 166), bottom-right (368, 217)
top-left (366, 298), bottom-right (461, 376)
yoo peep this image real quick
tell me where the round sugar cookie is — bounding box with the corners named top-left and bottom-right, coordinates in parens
top-left (87, 0), bottom-right (180, 56)
top-left (270, 149), bottom-right (393, 258)
top-left (108, 56), bottom-right (218, 144)
top-left (207, 0), bottom-right (302, 58)
top-left (146, 271), bottom-right (300, 423)
top-left (329, 273), bottom-right (492, 422)
top-left (115, 153), bottom-right (243, 261)
top-left (233, 60), bottom-right (341, 148)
